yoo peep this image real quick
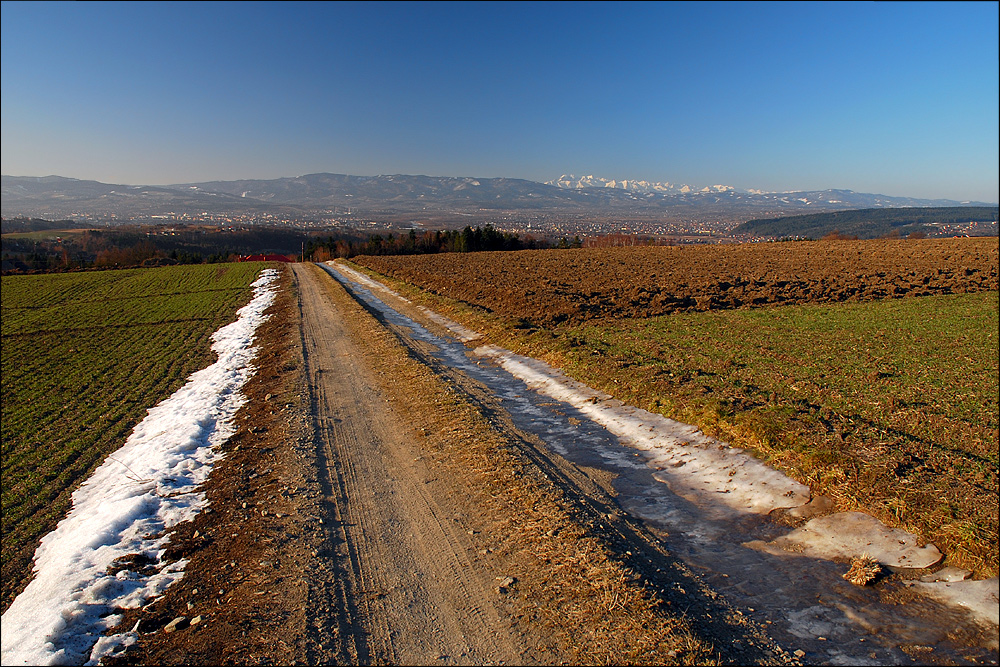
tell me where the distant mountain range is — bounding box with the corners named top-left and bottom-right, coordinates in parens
top-left (546, 174), bottom-right (736, 195)
top-left (2, 173), bottom-right (994, 223)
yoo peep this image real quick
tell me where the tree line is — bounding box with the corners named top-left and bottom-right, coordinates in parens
top-left (735, 206), bottom-right (998, 240)
top-left (3, 219), bottom-right (600, 274)
top-left (2, 222), bottom-right (585, 274)
top-left (305, 225), bottom-right (579, 260)
top-left (1, 224), bottom-right (296, 274)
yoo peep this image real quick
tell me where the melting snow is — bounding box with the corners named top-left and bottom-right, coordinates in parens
top-left (472, 344), bottom-right (811, 516)
top-left (332, 264), bottom-right (483, 345)
top-left (1, 269), bottom-right (280, 666)
top-left (331, 260), bottom-right (811, 516)
top-left (333, 262), bottom-right (410, 302)
top-left (745, 511), bottom-right (943, 569)
top-left (908, 578), bottom-right (1000, 641)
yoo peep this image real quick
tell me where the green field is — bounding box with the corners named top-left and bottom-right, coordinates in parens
top-left (350, 261), bottom-right (1000, 577)
top-left (532, 293), bottom-right (999, 575)
top-left (1, 262), bottom-right (271, 611)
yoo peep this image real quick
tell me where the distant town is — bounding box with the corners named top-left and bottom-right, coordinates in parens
top-left (2, 173), bottom-right (996, 273)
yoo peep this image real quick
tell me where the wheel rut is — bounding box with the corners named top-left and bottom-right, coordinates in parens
top-left (292, 262), bottom-right (528, 665)
top-left (319, 259), bottom-right (1000, 666)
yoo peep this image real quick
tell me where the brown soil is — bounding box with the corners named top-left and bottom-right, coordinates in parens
top-left (353, 238), bottom-right (998, 327)
top-left (103, 263), bottom-right (793, 665)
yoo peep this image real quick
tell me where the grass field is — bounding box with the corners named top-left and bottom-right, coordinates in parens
top-left (347, 259), bottom-right (999, 577)
top-left (1, 228), bottom-right (88, 241)
top-left (1, 262), bottom-right (271, 612)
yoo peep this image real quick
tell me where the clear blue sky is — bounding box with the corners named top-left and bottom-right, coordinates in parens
top-left (2, 1), bottom-right (997, 201)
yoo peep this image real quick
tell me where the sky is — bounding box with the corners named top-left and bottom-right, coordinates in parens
top-left (1, 1), bottom-right (997, 202)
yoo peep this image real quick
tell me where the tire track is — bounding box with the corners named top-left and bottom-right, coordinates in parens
top-left (327, 264), bottom-right (791, 666)
top-left (292, 263), bottom-right (527, 665)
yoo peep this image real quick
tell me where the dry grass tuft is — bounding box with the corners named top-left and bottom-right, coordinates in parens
top-left (843, 554), bottom-right (882, 586)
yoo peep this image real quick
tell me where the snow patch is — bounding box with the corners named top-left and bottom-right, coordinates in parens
top-left (330, 262), bottom-right (410, 303)
top-left (0, 269), bottom-right (280, 667)
top-left (473, 345), bottom-right (811, 516)
top-left (907, 578), bottom-right (1000, 638)
top-left (744, 511), bottom-right (943, 569)
top-left (330, 262), bottom-right (809, 514)
top-left (322, 263), bottom-right (997, 634)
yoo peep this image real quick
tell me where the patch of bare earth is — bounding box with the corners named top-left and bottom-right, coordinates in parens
top-left (104, 263), bottom-right (792, 665)
top-left (104, 266), bottom-right (318, 665)
top-left (350, 243), bottom-right (999, 579)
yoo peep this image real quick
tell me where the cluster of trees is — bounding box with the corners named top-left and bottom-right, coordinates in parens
top-left (581, 234), bottom-right (675, 248)
top-left (306, 225), bottom-right (559, 260)
top-left (819, 229), bottom-right (928, 241)
top-left (1, 224), bottom-right (282, 274)
top-left (0, 218), bottom-right (88, 235)
top-left (2, 234), bottom-right (235, 273)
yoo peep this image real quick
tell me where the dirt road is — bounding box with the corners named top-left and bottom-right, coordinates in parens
top-left (108, 263), bottom-right (785, 665)
top-left (293, 261), bottom-right (531, 664)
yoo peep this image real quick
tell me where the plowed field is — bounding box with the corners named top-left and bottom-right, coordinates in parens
top-left (354, 238), bottom-right (998, 327)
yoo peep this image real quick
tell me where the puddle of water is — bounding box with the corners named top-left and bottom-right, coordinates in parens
top-left (322, 262), bottom-right (999, 666)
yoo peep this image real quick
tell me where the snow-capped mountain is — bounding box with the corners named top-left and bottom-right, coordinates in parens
top-left (547, 174), bottom-right (736, 195)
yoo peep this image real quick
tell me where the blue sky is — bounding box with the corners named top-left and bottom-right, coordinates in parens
top-left (2, 1), bottom-right (997, 201)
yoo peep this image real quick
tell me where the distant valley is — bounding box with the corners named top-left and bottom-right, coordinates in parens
top-left (2, 173), bottom-right (994, 238)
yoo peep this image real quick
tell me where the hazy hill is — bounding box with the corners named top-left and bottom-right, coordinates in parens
top-left (733, 207), bottom-right (999, 239)
top-left (173, 173), bottom-right (600, 210)
top-left (0, 175), bottom-right (268, 219)
top-left (0, 217), bottom-right (89, 234)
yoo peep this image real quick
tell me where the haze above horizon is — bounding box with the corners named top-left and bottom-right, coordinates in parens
top-left (1, 1), bottom-right (997, 203)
